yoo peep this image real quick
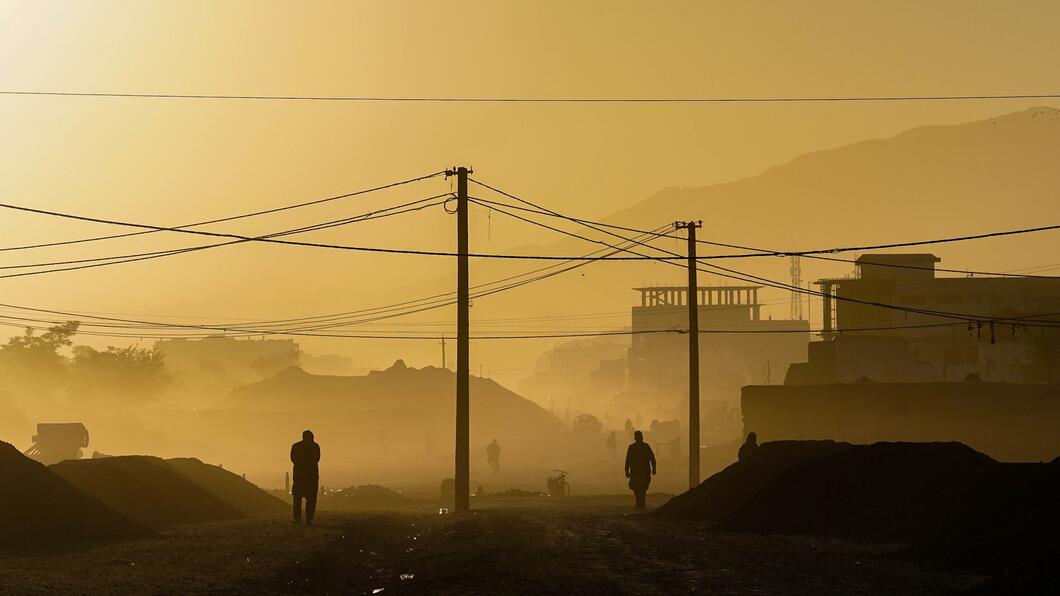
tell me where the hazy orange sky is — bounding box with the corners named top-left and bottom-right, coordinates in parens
top-left (1, 1), bottom-right (1059, 376)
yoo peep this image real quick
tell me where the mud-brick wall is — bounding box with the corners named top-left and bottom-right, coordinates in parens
top-left (741, 383), bottom-right (1060, 462)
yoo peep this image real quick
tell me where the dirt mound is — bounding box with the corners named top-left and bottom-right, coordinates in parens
top-left (166, 457), bottom-right (288, 516)
top-left (0, 441), bottom-right (151, 549)
top-left (662, 440), bottom-right (1059, 589)
top-left (656, 440), bottom-right (853, 522)
top-left (898, 459), bottom-right (1060, 590)
top-left (974, 556), bottom-right (1060, 595)
top-left (50, 456), bottom-right (243, 529)
top-left (715, 442), bottom-right (998, 542)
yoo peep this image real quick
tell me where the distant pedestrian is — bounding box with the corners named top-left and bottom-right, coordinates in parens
top-left (738, 432), bottom-right (759, 462)
top-left (668, 436), bottom-right (682, 463)
top-left (606, 431), bottom-right (618, 460)
top-left (486, 439), bottom-right (501, 473)
top-left (624, 430), bottom-right (656, 511)
top-left (290, 430), bottom-right (321, 526)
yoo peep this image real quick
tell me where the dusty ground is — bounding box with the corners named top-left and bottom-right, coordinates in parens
top-left (0, 496), bottom-right (982, 595)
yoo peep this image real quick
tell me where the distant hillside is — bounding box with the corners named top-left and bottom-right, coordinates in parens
top-left (585, 106), bottom-right (1060, 304)
top-left (605, 106), bottom-right (1060, 256)
top-left (226, 361), bottom-right (566, 439)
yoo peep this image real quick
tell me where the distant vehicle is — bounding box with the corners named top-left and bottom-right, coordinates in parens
top-left (649, 419), bottom-right (681, 443)
top-left (23, 423), bottom-right (89, 465)
top-left (572, 414), bottom-right (603, 434)
top-left (547, 469), bottom-right (570, 497)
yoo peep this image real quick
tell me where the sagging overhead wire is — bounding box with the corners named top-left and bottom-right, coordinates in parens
top-left (468, 179), bottom-right (1060, 277)
top-left (0, 315), bottom-right (988, 342)
top-left (7, 181), bottom-right (1058, 266)
top-left (4, 89), bottom-right (1060, 104)
top-left (467, 184), bottom-right (1060, 328)
top-left (4, 172), bottom-right (1059, 340)
top-left (0, 200), bottom-right (689, 262)
top-left (0, 193), bottom-right (454, 279)
top-left (0, 225), bottom-right (676, 338)
top-left (0, 170), bottom-right (447, 253)
top-left (470, 194), bottom-right (1060, 278)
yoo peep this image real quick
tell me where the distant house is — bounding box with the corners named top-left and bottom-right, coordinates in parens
top-left (786, 253), bottom-right (1060, 384)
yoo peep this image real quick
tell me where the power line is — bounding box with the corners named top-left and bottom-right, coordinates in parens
top-left (6, 176), bottom-right (1057, 334)
top-left (469, 185), bottom-right (1060, 327)
top-left (4, 234), bottom-right (1057, 340)
top-left (191, 226), bottom-right (671, 332)
top-left (7, 187), bottom-right (1057, 267)
top-left (0, 194), bottom-right (453, 279)
top-left (0, 305), bottom-right (625, 325)
top-left (470, 184), bottom-right (961, 322)
top-left (194, 225), bottom-right (672, 332)
top-left (691, 258), bottom-right (1060, 327)
top-left (0, 194), bottom-right (448, 271)
top-left (0, 171), bottom-right (446, 253)
top-left (6, 313), bottom-right (1046, 341)
top-left (0, 226), bottom-right (675, 338)
top-left (0, 200), bottom-right (688, 261)
top-left (468, 185), bottom-right (1060, 277)
top-left (4, 90), bottom-right (1060, 103)
top-left (0, 315), bottom-right (1001, 342)
top-left (684, 228), bottom-right (1060, 275)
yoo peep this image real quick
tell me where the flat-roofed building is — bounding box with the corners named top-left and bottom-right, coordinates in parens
top-left (787, 253), bottom-right (1060, 384)
top-left (627, 285), bottom-right (809, 404)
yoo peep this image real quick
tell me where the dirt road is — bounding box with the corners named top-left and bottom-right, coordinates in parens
top-left (0, 497), bottom-right (979, 595)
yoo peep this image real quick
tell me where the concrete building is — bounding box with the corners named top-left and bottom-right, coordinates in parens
top-left (626, 285), bottom-right (809, 404)
top-left (786, 254), bottom-right (1060, 384)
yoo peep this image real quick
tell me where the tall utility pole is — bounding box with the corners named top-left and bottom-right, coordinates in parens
top-left (440, 334), bottom-right (447, 370)
top-left (452, 166), bottom-right (472, 513)
top-left (675, 220), bottom-right (703, 488)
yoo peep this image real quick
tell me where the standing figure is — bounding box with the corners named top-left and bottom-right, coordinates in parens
top-left (738, 431), bottom-right (759, 462)
top-left (486, 439), bottom-right (501, 474)
top-left (624, 430), bottom-right (656, 511)
top-left (290, 429), bottom-right (321, 526)
top-left (606, 431), bottom-right (618, 461)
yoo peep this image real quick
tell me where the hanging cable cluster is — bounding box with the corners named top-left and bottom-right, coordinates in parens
top-left (0, 170), bottom-right (1057, 342)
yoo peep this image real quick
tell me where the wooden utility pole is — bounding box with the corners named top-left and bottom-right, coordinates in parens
top-left (675, 220), bottom-right (703, 488)
top-left (453, 166), bottom-right (471, 512)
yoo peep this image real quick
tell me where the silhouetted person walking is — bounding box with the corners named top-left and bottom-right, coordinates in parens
top-left (624, 430), bottom-right (656, 511)
top-left (291, 430), bottom-right (320, 526)
top-left (738, 431), bottom-right (759, 462)
top-left (486, 439), bottom-right (501, 473)
top-left (606, 431), bottom-right (617, 460)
